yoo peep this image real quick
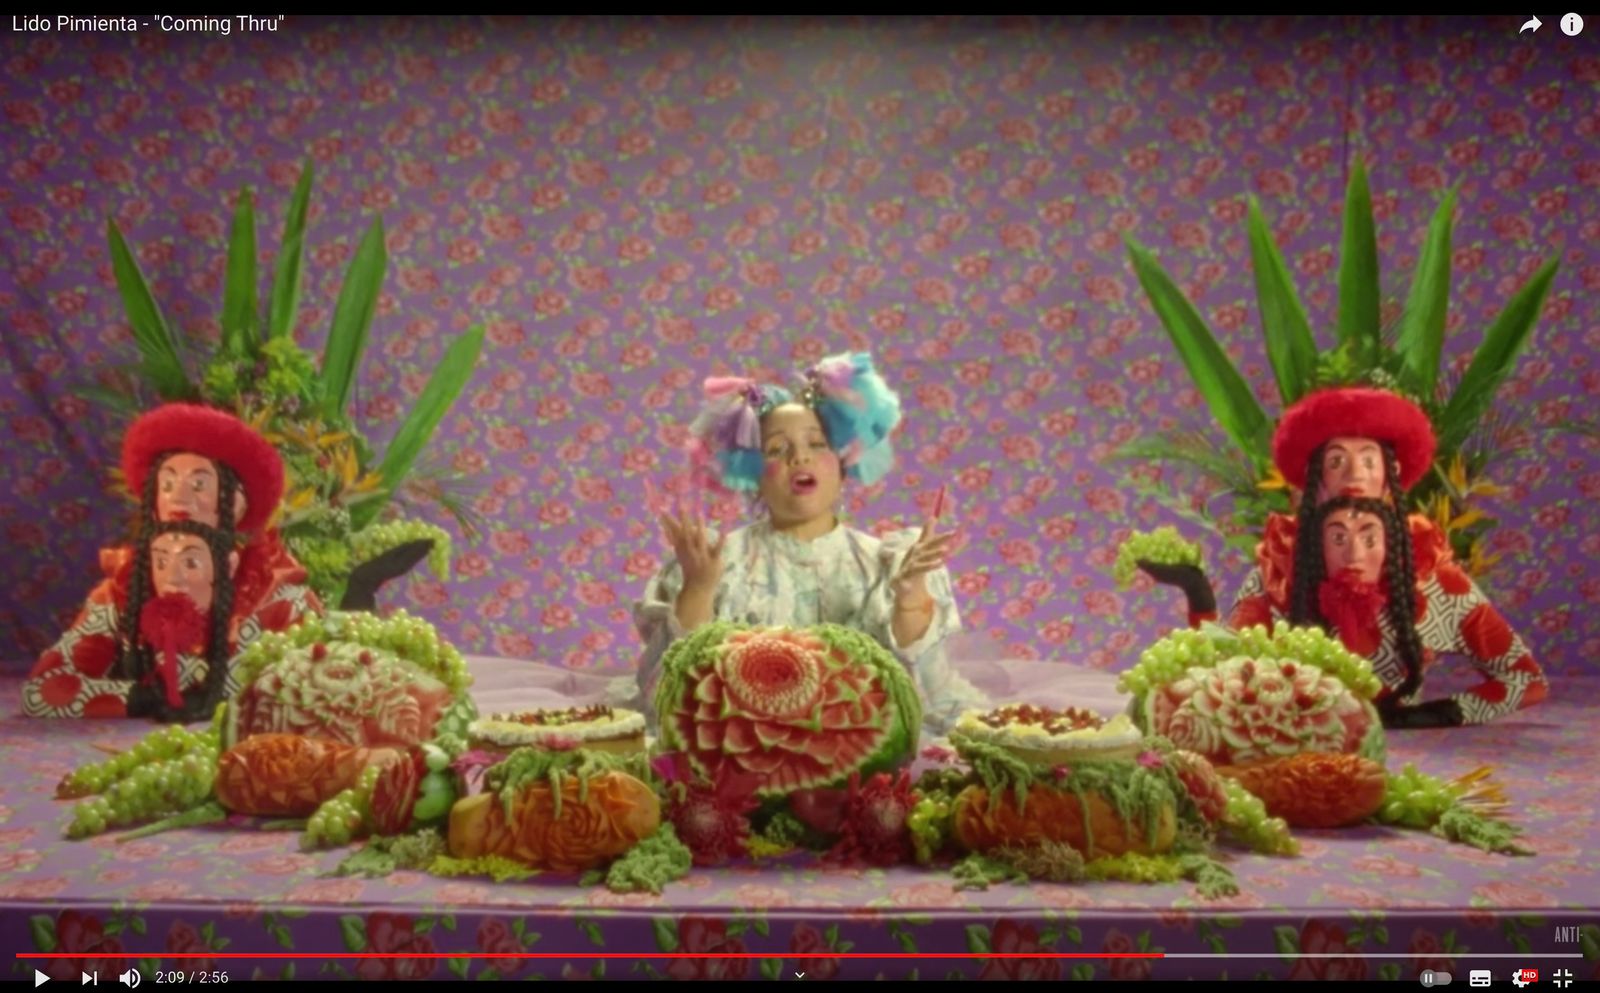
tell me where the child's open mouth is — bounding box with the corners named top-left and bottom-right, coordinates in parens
top-left (790, 473), bottom-right (818, 495)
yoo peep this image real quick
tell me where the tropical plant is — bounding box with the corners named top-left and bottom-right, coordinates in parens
top-left (1121, 158), bottom-right (1562, 576)
top-left (85, 158), bottom-right (485, 607)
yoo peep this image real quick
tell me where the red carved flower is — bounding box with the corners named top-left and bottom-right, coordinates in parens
top-left (370, 750), bottom-right (426, 836)
top-left (666, 762), bottom-right (760, 867)
top-left (828, 770), bottom-right (914, 867)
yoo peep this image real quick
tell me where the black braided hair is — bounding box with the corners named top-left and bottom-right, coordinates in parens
top-left (1379, 442), bottom-right (1403, 510)
top-left (1295, 495), bottom-right (1427, 702)
top-left (1288, 444), bottom-right (1329, 627)
top-left (111, 462), bottom-right (163, 680)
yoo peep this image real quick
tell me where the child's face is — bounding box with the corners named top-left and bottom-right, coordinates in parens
top-left (150, 532), bottom-right (218, 612)
top-left (758, 404), bottom-right (841, 526)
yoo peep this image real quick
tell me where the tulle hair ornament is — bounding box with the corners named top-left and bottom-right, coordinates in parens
top-left (685, 376), bottom-right (793, 495)
top-left (798, 351), bottom-right (902, 486)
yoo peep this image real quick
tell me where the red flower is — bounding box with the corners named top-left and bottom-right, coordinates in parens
top-left (977, 920), bottom-right (1060, 981)
top-left (827, 770), bottom-right (914, 867)
top-left (666, 918), bottom-right (748, 981)
top-left (788, 923), bottom-right (840, 980)
top-left (355, 913), bottom-right (436, 981)
top-left (476, 918), bottom-right (526, 975)
top-left (1287, 921), bottom-right (1367, 982)
top-left (1103, 927), bottom-right (1152, 981)
top-left (1409, 928), bottom-right (1454, 978)
top-left (48, 911), bottom-right (126, 982)
top-left (668, 772), bottom-right (760, 867)
top-left (370, 750), bottom-right (425, 836)
top-left (165, 920), bottom-right (213, 974)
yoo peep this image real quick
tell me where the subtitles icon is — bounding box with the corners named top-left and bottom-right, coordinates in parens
top-left (1470, 971), bottom-right (1491, 987)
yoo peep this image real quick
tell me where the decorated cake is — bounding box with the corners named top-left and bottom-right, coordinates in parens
top-left (951, 704), bottom-right (1144, 764)
top-left (467, 706), bottom-right (647, 756)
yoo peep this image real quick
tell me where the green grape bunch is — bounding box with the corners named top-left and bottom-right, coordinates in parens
top-left (350, 519), bottom-right (453, 582)
top-left (303, 764), bottom-right (381, 850)
top-left (1376, 763), bottom-right (1458, 830)
top-left (1219, 779), bottom-right (1299, 856)
top-left (1112, 527), bottom-right (1203, 589)
top-left (63, 726), bottom-right (221, 840)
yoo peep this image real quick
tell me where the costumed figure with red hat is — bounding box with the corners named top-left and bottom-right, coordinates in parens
top-left (1139, 387), bottom-right (1548, 729)
top-left (21, 404), bottom-right (322, 721)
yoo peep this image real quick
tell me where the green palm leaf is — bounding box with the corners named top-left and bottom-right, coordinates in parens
top-left (1125, 236), bottom-right (1273, 465)
top-left (1394, 186), bottom-right (1458, 399)
top-left (351, 325), bottom-right (485, 531)
top-left (268, 158), bottom-right (314, 341)
top-left (1336, 159), bottom-right (1381, 366)
top-left (1112, 431), bottom-right (1260, 494)
top-left (220, 188), bottom-right (258, 357)
top-left (106, 218), bottom-right (192, 400)
top-left (320, 216), bottom-right (387, 422)
top-left (1247, 196), bottom-right (1318, 404)
top-left (1437, 251), bottom-right (1560, 454)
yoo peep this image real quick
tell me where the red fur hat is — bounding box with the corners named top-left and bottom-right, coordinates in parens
top-left (121, 403), bottom-right (285, 534)
top-left (1272, 387), bottom-right (1436, 492)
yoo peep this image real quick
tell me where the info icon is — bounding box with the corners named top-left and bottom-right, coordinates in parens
top-left (1561, 13), bottom-right (1583, 36)
top-left (1469, 971), bottom-right (1491, 987)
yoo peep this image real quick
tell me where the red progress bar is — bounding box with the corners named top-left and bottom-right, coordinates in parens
top-left (19, 952), bottom-right (1164, 960)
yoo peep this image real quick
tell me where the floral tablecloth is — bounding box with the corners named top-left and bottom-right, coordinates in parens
top-left (3, 659), bottom-right (1598, 982)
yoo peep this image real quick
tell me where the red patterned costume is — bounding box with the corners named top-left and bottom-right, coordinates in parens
top-left (1222, 512), bottom-right (1547, 725)
top-left (22, 533), bottom-right (319, 718)
top-left (21, 404), bottom-right (322, 719)
top-left (1164, 387), bottom-right (1547, 728)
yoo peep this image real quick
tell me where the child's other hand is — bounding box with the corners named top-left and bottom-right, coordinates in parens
top-left (661, 499), bottom-right (725, 593)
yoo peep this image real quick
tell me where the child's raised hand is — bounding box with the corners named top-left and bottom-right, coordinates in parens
top-left (891, 487), bottom-right (957, 602)
top-left (660, 498), bottom-right (726, 593)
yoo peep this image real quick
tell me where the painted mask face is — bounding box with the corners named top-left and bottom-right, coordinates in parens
top-left (1316, 437), bottom-right (1388, 503)
top-left (1321, 508), bottom-right (1387, 585)
top-left (150, 532), bottom-right (219, 613)
top-left (156, 453), bottom-right (244, 528)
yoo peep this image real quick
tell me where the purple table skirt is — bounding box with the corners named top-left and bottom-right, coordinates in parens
top-left (3, 655), bottom-right (1598, 982)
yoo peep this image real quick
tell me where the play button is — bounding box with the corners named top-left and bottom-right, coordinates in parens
top-left (35, 970), bottom-right (50, 987)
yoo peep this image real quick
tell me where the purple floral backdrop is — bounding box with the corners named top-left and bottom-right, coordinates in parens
top-left (3, 15), bottom-right (1597, 678)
